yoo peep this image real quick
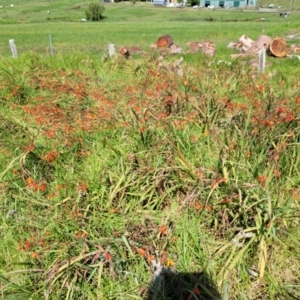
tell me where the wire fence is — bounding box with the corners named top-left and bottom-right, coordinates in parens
top-left (1, 35), bottom-right (141, 59)
top-left (2, 39), bottom-right (113, 59)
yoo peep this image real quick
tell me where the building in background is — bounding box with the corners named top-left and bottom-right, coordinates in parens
top-left (199, 0), bottom-right (256, 7)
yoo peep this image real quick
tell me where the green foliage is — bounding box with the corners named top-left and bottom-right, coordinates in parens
top-left (0, 53), bottom-right (299, 299)
top-left (1, 4), bottom-right (300, 296)
top-left (0, 3), bottom-right (300, 58)
top-left (85, 2), bottom-right (105, 21)
top-left (189, 0), bottom-right (199, 6)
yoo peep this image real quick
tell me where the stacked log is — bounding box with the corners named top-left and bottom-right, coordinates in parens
top-left (228, 34), bottom-right (295, 59)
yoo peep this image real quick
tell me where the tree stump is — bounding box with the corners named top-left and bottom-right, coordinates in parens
top-left (269, 38), bottom-right (288, 57)
top-left (119, 46), bottom-right (130, 58)
top-left (155, 34), bottom-right (173, 48)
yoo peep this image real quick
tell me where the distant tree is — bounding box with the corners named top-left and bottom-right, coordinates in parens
top-left (85, 3), bottom-right (105, 21)
top-left (188, 0), bottom-right (199, 6)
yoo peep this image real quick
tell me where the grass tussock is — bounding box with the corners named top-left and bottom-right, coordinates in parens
top-left (0, 52), bottom-right (300, 300)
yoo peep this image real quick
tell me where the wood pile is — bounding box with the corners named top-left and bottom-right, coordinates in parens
top-left (186, 41), bottom-right (216, 57)
top-left (228, 35), bottom-right (294, 58)
top-left (113, 33), bottom-right (299, 63)
top-left (227, 35), bottom-right (255, 53)
top-left (150, 35), bottom-right (183, 55)
top-left (229, 35), bottom-right (272, 58)
top-left (149, 34), bottom-right (216, 57)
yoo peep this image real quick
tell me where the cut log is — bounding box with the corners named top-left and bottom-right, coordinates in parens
top-left (119, 46), bottom-right (130, 58)
top-left (238, 35), bottom-right (255, 52)
top-left (246, 35), bottom-right (272, 55)
top-left (156, 34), bottom-right (173, 48)
top-left (269, 37), bottom-right (288, 57)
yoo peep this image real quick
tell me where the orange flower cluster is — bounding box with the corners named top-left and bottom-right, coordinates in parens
top-left (76, 183), bottom-right (88, 195)
top-left (43, 151), bottom-right (60, 162)
top-left (26, 177), bottom-right (47, 192)
top-left (18, 236), bottom-right (48, 260)
top-left (135, 247), bottom-right (155, 264)
top-left (135, 247), bottom-right (175, 267)
top-left (190, 203), bottom-right (212, 212)
top-left (257, 175), bottom-right (266, 185)
top-left (160, 224), bottom-right (168, 236)
top-left (211, 177), bottom-right (228, 188)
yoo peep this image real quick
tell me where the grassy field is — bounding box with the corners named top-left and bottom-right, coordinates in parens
top-left (1, 1), bottom-right (300, 300)
top-left (0, 1), bottom-right (300, 57)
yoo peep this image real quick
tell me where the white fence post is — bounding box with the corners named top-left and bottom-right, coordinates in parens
top-left (258, 48), bottom-right (266, 73)
top-left (108, 43), bottom-right (116, 57)
top-left (49, 35), bottom-right (54, 56)
top-left (9, 39), bottom-right (18, 58)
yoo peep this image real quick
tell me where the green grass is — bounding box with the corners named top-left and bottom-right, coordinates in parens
top-left (0, 1), bottom-right (300, 299)
top-left (0, 19), bottom-right (299, 58)
top-left (0, 51), bottom-right (300, 299)
top-left (0, 2), bottom-right (300, 58)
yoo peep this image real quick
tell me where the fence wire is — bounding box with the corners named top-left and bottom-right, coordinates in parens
top-left (1, 42), bottom-right (118, 59)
